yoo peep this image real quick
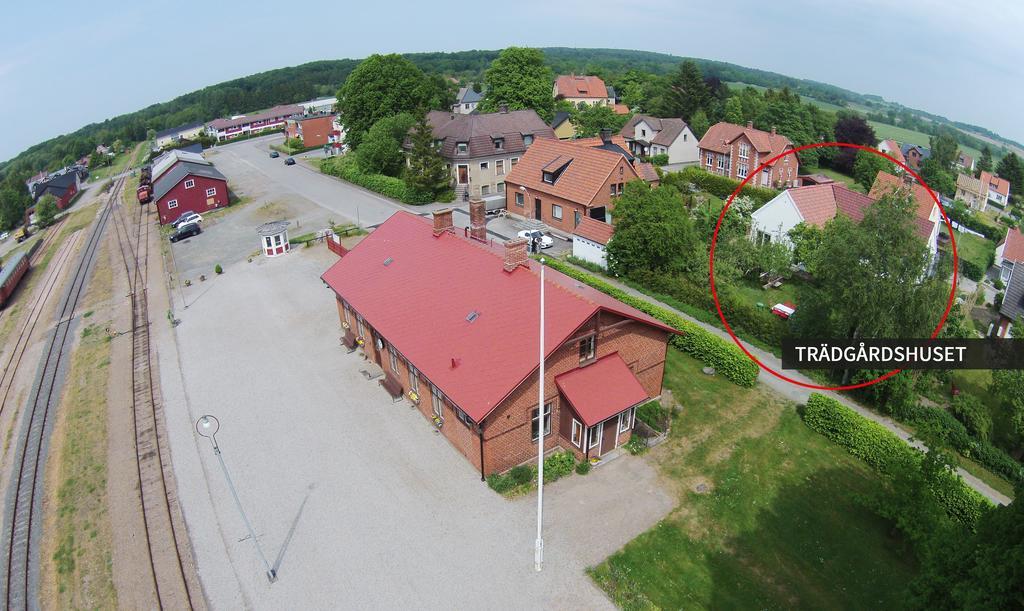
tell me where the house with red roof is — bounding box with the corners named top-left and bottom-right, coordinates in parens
top-left (553, 74), bottom-right (615, 107)
top-left (980, 171), bottom-right (1011, 209)
top-left (698, 121), bottom-right (798, 188)
top-left (321, 209), bottom-right (676, 477)
top-left (996, 227), bottom-right (1024, 337)
top-left (867, 171), bottom-right (941, 253)
top-left (996, 227), bottom-right (1024, 284)
top-left (572, 216), bottom-right (615, 268)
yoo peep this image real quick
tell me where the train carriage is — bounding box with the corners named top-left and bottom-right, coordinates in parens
top-left (0, 252), bottom-right (30, 309)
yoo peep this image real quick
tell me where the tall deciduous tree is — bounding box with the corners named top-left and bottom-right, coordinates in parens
top-left (688, 110), bottom-right (710, 139)
top-left (35, 195), bottom-right (58, 227)
top-left (723, 97), bottom-right (744, 125)
top-left (996, 152), bottom-right (1024, 196)
top-left (832, 114), bottom-right (877, 174)
top-left (929, 131), bottom-right (959, 169)
top-left (571, 105), bottom-right (631, 138)
top-left (662, 60), bottom-right (710, 122)
top-left (355, 113), bottom-right (416, 177)
top-left (606, 183), bottom-right (699, 276)
top-left (919, 157), bottom-right (956, 196)
top-left (976, 145), bottom-right (994, 176)
top-left (405, 114), bottom-right (450, 197)
top-left (478, 47), bottom-right (554, 121)
top-left (337, 54), bottom-right (439, 150)
top-left (990, 370), bottom-right (1024, 443)
top-left (852, 149), bottom-right (895, 191)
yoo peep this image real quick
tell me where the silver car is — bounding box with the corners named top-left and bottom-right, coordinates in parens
top-left (516, 230), bottom-right (553, 249)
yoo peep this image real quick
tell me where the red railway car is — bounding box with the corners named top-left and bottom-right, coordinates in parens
top-left (137, 183), bottom-right (153, 203)
top-left (0, 251), bottom-right (30, 309)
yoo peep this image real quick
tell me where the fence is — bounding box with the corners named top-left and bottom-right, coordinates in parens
top-left (326, 232), bottom-right (347, 257)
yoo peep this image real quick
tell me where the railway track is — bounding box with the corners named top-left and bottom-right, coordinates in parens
top-left (1, 174), bottom-right (127, 609)
top-left (109, 182), bottom-right (200, 609)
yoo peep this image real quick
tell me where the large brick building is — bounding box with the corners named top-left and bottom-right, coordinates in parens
top-left (321, 207), bottom-right (676, 478)
top-left (698, 121), bottom-right (798, 188)
top-left (284, 113), bottom-right (337, 148)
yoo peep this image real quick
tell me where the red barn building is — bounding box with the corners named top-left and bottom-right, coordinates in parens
top-left (152, 161), bottom-right (228, 224)
top-left (321, 207), bottom-right (677, 478)
top-left (32, 171), bottom-right (81, 209)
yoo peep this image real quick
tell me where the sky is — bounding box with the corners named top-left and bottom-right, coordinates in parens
top-left (2, 0), bottom-right (1022, 164)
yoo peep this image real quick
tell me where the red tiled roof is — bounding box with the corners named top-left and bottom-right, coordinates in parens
top-left (321, 212), bottom-right (675, 422)
top-left (1003, 227), bottom-right (1024, 263)
top-left (781, 182), bottom-right (932, 240)
top-left (980, 171), bottom-right (1011, 198)
top-left (868, 171), bottom-right (937, 222)
top-left (636, 162), bottom-right (659, 183)
top-left (554, 74), bottom-right (609, 99)
top-left (573, 216), bottom-right (614, 245)
top-left (505, 137), bottom-right (641, 207)
top-left (698, 122), bottom-right (794, 161)
top-left (555, 353), bottom-right (650, 426)
top-left (612, 104), bottom-right (631, 115)
top-left (878, 139), bottom-right (906, 166)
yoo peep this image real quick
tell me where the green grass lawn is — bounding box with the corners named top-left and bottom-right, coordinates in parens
top-left (727, 276), bottom-right (801, 309)
top-left (950, 231), bottom-right (995, 272)
top-left (811, 167), bottom-right (865, 192)
top-left (589, 351), bottom-right (917, 609)
top-left (870, 122), bottom-right (983, 162)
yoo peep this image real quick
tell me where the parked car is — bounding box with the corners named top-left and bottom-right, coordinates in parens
top-left (284, 157), bottom-right (296, 166)
top-left (269, 151), bottom-right (280, 158)
top-left (0, 232), bottom-right (8, 242)
top-left (170, 211), bottom-right (203, 229)
top-left (516, 230), bottom-right (553, 249)
top-left (169, 222), bottom-right (201, 243)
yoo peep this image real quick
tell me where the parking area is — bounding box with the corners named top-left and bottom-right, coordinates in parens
top-left (156, 245), bottom-right (673, 609)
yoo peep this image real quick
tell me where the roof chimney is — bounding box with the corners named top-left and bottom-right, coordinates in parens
top-left (432, 208), bottom-right (454, 237)
top-left (503, 238), bottom-right (529, 272)
top-left (746, 121), bottom-right (753, 129)
top-left (469, 198), bottom-right (487, 242)
top-left (600, 128), bottom-right (612, 144)
top-left (771, 126), bottom-right (777, 136)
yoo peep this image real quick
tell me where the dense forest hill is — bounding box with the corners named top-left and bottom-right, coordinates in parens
top-left (2, 48), bottom-right (1018, 179)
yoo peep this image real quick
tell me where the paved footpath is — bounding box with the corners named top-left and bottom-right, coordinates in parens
top-left (565, 263), bottom-right (1012, 506)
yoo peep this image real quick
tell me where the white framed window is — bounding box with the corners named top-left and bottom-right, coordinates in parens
top-left (571, 419), bottom-right (583, 448)
top-left (495, 159), bottom-right (504, 175)
top-left (480, 184), bottom-right (490, 196)
top-left (457, 143), bottom-right (468, 155)
top-left (342, 303), bottom-right (351, 326)
top-left (431, 385), bottom-right (444, 419)
top-left (274, 234), bottom-right (282, 246)
top-left (579, 335), bottom-right (596, 362)
top-left (264, 236), bottom-right (272, 247)
top-left (206, 187), bottom-right (216, 197)
top-left (497, 182), bottom-right (505, 193)
top-left (738, 143), bottom-right (749, 159)
top-left (167, 199), bottom-right (178, 209)
top-left (610, 184), bottom-right (616, 196)
top-left (738, 163), bottom-right (748, 178)
top-left (455, 407), bottom-right (473, 427)
top-left (543, 171), bottom-right (554, 184)
top-left (356, 315), bottom-right (365, 338)
top-left (619, 407), bottom-right (636, 433)
top-left (523, 135), bottom-right (534, 146)
top-left (479, 161), bottom-right (488, 171)
top-left (515, 192), bottom-right (524, 207)
top-left (511, 157), bottom-right (519, 167)
top-left (408, 365), bottom-right (419, 393)
top-left (494, 139), bottom-right (504, 150)
top-left (531, 403), bottom-right (552, 441)
top-left (388, 345), bottom-right (399, 373)
top-left (551, 204), bottom-right (562, 220)
top-left (184, 179), bottom-right (195, 189)
top-left (717, 156), bottom-right (726, 171)
top-left (588, 424), bottom-right (602, 449)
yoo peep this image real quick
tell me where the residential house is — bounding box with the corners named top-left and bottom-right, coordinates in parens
top-left (206, 104), bottom-right (304, 141)
top-left (551, 111), bottom-right (574, 140)
top-left (956, 152), bottom-right (975, 173)
top-left (284, 113), bottom-right (337, 148)
top-left (553, 74), bottom-right (615, 107)
top-left (414, 108), bottom-right (556, 202)
top-left (980, 171), bottom-right (1011, 210)
top-left (619, 115), bottom-right (698, 166)
top-left (877, 139), bottom-right (907, 167)
top-left (504, 133), bottom-right (645, 233)
top-left (900, 144), bottom-right (930, 171)
top-left (572, 216), bottom-right (615, 268)
top-left (995, 228), bottom-right (1024, 337)
top-left (698, 121), bottom-right (798, 187)
top-left (300, 96), bottom-right (336, 114)
top-left (867, 171), bottom-right (942, 254)
top-left (152, 161), bottom-right (228, 224)
top-left (751, 178), bottom-right (939, 256)
top-left (321, 209), bottom-right (676, 477)
top-left (955, 173), bottom-right (987, 211)
top-left (452, 85), bottom-right (484, 114)
top-left (153, 121), bottom-right (205, 150)
top-left (31, 170), bottom-right (81, 209)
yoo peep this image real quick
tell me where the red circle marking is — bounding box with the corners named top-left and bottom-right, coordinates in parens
top-left (709, 142), bottom-right (958, 391)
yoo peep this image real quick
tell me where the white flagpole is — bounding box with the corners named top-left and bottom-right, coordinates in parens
top-left (535, 257), bottom-right (546, 572)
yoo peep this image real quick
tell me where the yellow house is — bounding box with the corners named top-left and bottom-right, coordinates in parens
top-left (552, 111), bottom-right (575, 140)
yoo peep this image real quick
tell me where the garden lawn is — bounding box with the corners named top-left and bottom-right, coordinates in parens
top-left (870, 122), bottom-right (983, 161)
top-left (811, 168), bottom-right (864, 192)
top-left (951, 231), bottom-right (995, 273)
top-left (589, 350), bottom-right (917, 609)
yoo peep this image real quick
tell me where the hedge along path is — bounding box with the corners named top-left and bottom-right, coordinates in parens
top-left (542, 258), bottom-right (760, 387)
top-left (803, 393), bottom-right (991, 527)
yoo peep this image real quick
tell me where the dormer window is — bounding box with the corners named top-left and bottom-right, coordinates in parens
top-left (641, 129), bottom-right (646, 137)
top-left (494, 138), bottom-right (504, 150)
top-left (543, 171), bottom-right (555, 184)
top-left (523, 135), bottom-right (534, 146)
top-left (457, 142), bottom-right (468, 155)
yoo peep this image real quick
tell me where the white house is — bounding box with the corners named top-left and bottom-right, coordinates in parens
top-left (996, 227), bottom-right (1024, 284)
top-left (619, 115), bottom-right (698, 166)
top-left (572, 216), bottom-right (614, 268)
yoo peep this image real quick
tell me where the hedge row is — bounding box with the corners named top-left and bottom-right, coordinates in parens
top-left (319, 156), bottom-right (435, 205)
top-left (543, 258), bottom-right (759, 387)
top-left (665, 166), bottom-right (779, 207)
top-left (959, 259), bottom-right (985, 282)
top-left (803, 393), bottom-right (991, 527)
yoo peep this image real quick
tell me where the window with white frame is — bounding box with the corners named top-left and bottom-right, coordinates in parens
top-left (356, 315), bottom-right (366, 338)
top-left (706, 152), bottom-right (713, 167)
top-left (408, 365), bottom-right (419, 393)
top-left (342, 303), bottom-right (351, 326)
top-left (167, 199), bottom-right (178, 209)
top-left (571, 419), bottom-right (583, 448)
top-left (388, 345), bottom-right (399, 373)
top-left (738, 163), bottom-right (748, 178)
top-left (480, 184), bottom-right (490, 196)
top-left (497, 182), bottom-right (505, 193)
top-left (494, 139), bottom-right (504, 150)
top-left (431, 385), bottom-right (444, 419)
top-left (455, 407), bottom-right (473, 427)
top-left (457, 143), bottom-right (468, 155)
top-left (531, 403), bottom-right (552, 441)
top-left (480, 161), bottom-right (488, 171)
top-left (579, 335), bottom-right (596, 362)
top-left (619, 407), bottom-right (636, 433)
top-left (511, 157), bottom-right (519, 167)
top-left (610, 184), bottom-right (617, 196)
top-left (717, 155), bottom-right (726, 171)
top-left (264, 236), bottom-right (272, 247)
top-left (588, 424), bottom-right (601, 449)
top-left (206, 187), bottom-right (216, 197)
top-left (184, 179), bottom-right (195, 189)
top-left (551, 204), bottom-right (562, 220)
top-left (515, 192), bottom-right (524, 207)
top-left (495, 159), bottom-right (504, 175)
top-left (738, 143), bottom-right (749, 159)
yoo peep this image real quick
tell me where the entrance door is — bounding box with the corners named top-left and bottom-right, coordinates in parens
top-left (534, 198), bottom-right (542, 220)
top-left (457, 165), bottom-right (469, 184)
top-left (600, 419), bottom-right (617, 455)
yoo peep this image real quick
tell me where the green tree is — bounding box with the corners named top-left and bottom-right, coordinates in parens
top-left (35, 195), bottom-right (58, 227)
top-left (661, 60), bottom-right (710, 122)
top-left (787, 222), bottom-right (824, 266)
top-left (929, 131), bottom-right (959, 169)
top-left (996, 152), bottom-right (1024, 196)
top-left (688, 109), bottom-right (710, 139)
top-left (405, 114), bottom-right (450, 197)
top-left (990, 370), bottom-right (1024, 443)
top-left (478, 47), bottom-right (554, 121)
top-left (919, 157), bottom-right (956, 196)
top-left (976, 145), bottom-right (994, 176)
top-left (337, 54), bottom-right (438, 150)
top-left (852, 149), bottom-right (895, 191)
top-left (737, 86), bottom-right (764, 123)
top-left (0, 185), bottom-right (31, 230)
top-left (723, 97), bottom-right (744, 125)
top-left (571, 105), bottom-right (631, 138)
top-left (355, 113), bottom-right (416, 176)
top-left (949, 394), bottom-right (992, 440)
top-left (606, 183), bottom-right (698, 276)
top-left (613, 69), bottom-right (653, 110)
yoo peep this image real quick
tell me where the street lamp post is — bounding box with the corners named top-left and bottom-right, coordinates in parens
top-left (196, 415), bottom-right (277, 583)
top-left (535, 258), bottom-right (546, 572)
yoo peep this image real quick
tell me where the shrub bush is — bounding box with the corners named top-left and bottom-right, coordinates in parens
top-left (509, 464), bottom-right (533, 486)
top-left (960, 259), bottom-right (984, 282)
top-left (319, 156), bottom-right (435, 205)
top-left (665, 166), bottom-right (778, 208)
top-left (214, 264), bottom-right (223, 275)
top-left (544, 451), bottom-right (576, 482)
top-left (575, 460), bottom-right (591, 475)
top-left (542, 258), bottom-right (759, 387)
top-left (636, 400), bottom-right (668, 432)
top-left (649, 153), bottom-right (669, 166)
top-left (802, 393), bottom-right (991, 527)
top-left (625, 435), bottom-right (648, 455)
